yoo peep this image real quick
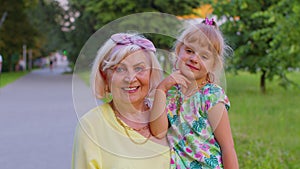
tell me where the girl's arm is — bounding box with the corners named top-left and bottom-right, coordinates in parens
top-left (150, 71), bottom-right (190, 139)
top-left (208, 103), bottom-right (239, 169)
top-left (149, 85), bottom-right (168, 139)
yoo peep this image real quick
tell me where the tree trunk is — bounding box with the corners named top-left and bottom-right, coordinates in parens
top-left (260, 70), bottom-right (266, 93)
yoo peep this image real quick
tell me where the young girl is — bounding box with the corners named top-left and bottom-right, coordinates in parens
top-left (150, 18), bottom-right (239, 169)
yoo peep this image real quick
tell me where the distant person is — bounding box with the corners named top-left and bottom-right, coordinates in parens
top-left (18, 58), bottom-right (26, 71)
top-left (150, 18), bottom-right (239, 168)
top-left (0, 54), bottom-right (2, 86)
top-left (0, 54), bottom-right (3, 73)
top-left (54, 57), bottom-right (57, 67)
top-left (49, 58), bottom-right (53, 71)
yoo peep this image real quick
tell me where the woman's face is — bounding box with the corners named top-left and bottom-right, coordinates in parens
top-left (107, 50), bottom-right (151, 106)
top-left (177, 43), bottom-right (215, 83)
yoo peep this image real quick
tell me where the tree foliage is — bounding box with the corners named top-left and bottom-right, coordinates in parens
top-left (66, 0), bottom-right (201, 64)
top-left (0, 0), bottom-right (39, 71)
top-left (0, 0), bottom-right (67, 72)
top-left (27, 0), bottom-right (67, 56)
top-left (204, 0), bottom-right (300, 92)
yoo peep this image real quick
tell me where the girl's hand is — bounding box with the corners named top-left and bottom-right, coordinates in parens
top-left (157, 71), bottom-right (190, 92)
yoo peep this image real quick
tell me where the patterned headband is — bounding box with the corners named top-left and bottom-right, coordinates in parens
top-left (110, 33), bottom-right (156, 53)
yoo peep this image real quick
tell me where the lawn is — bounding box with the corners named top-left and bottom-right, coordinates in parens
top-left (226, 71), bottom-right (300, 169)
top-left (0, 71), bottom-right (28, 88)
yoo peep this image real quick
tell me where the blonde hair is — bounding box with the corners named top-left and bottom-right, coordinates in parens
top-left (174, 22), bottom-right (231, 85)
top-left (90, 33), bottom-right (162, 100)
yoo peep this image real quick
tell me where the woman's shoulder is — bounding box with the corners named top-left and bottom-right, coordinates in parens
top-left (79, 103), bottom-right (111, 124)
top-left (75, 103), bottom-right (114, 135)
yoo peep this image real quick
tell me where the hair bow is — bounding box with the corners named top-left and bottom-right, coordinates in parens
top-left (204, 17), bottom-right (215, 26)
top-left (110, 33), bottom-right (156, 52)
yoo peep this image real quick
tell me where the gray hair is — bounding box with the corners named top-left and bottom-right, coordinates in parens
top-left (90, 33), bottom-right (163, 101)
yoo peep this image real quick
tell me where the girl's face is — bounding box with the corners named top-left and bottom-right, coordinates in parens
top-left (177, 44), bottom-right (215, 83)
top-left (107, 50), bottom-right (151, 106)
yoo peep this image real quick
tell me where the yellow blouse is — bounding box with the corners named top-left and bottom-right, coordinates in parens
top-left (71, 103), bottom-right (170, 169)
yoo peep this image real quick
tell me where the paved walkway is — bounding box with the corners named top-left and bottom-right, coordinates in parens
top-left (0, 63), bottom-right (88, 169)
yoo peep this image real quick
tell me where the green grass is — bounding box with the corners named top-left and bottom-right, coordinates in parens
top-left (0, 71), bottom-right (29, 88)
top-left (226, 71), bottom-right (300, 169)
top-left (77, 71), bottom-right (90, 85)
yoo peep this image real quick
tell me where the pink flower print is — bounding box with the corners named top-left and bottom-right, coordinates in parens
top-left (218, 158), bottom-right (222, 165)
top-left (201, 144), bottom-right (210, 151)
top-left (204, 88), bottom-right (209, 95)
top-left (192, 106), bottom-right (198, 114)
top-left (170, 158), bottom-right (175, 164)
top-left (205, 100), bottom-right (211, 110)
top-left (168, 103), bottom-right (176, 111)
top-left (195, 152), bottom-right (203, 160)
top-left (224, 97), bottom-right (229, 103)
top-left (186, 147), bottom-right (192, 153)
top-left (209, 139), bottom-right (216, 144)
top-left (179, 97), bottom-right (183, 102)
top-left (184, 115), bottom-right (194, 121)
top-left (179, 151), bottom-right (187, 157)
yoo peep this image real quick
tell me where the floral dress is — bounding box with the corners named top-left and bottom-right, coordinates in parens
top-left (166, 83), bottom-right (230, 169)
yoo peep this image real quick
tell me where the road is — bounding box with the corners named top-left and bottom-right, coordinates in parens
top-left (0, 63), bottom-right (89, 169)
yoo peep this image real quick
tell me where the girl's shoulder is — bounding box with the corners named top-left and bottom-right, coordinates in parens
top-left (201, 83), bottom-right (225, 96)
top-left (203, 83), bottom-right (223, 90)
top-left (201, 83), bottom-right (230, 110)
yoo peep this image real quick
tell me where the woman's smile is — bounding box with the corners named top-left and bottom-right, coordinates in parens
top-left (109, 50), bottom-right (151, 105)
top-left (122, 85), bottom-right (140, 93)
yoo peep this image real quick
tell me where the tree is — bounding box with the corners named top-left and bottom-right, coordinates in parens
top-left (27, 0), bottom-right (67, 56)
top-left (0, 0), bottom-right (67, 72)
top-left (205, 0), bottom-right (300, 93)
top-left (267, 0), bottom-right (300, 88)
top-left (0, 0), bottom-right (39, 71)
top-left (63, 0), bottom-right (98, 64)
top-left (65, 0), bottom-right (201, 65)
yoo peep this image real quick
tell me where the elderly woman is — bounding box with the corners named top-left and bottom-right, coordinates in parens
top-left (72, 33), bottom-right (170, 169)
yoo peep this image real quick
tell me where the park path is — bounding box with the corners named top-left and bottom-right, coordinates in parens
top-left (0, 62), bottom-right (90, 169)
